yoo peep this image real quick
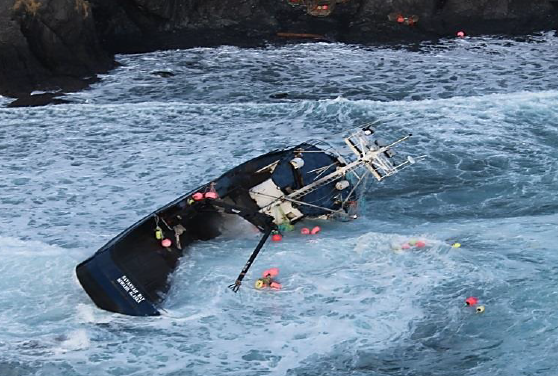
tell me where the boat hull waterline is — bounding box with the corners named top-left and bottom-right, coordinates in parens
top-left (76, 127), bottom-right (419, 316)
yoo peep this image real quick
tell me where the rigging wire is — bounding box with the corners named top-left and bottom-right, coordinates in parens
top-left (250, 189), bottom-right (344, 214)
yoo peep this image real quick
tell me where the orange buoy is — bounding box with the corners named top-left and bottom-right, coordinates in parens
top-left (263, 267), bottom-right (279, 278)
top-left (272, 234), bottom-right (283, 242)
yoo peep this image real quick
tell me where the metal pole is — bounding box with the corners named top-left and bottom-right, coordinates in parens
top-left (228, 225), bottom-right (274, 293)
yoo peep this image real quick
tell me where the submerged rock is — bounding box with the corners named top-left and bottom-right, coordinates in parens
top-left (270, 92), bottom-right (290, 99)
top-left (150, 70), bottom-right (175, 78)
top-left (7, 93), bottom-right (70, 108)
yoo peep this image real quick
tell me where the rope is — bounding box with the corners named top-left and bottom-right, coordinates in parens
top-left (307, 162), bottom-right (338, 180)
top-left (342, 170), bottom-right (370, 206)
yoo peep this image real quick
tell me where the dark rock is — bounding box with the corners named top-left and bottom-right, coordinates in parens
top-left (7, 92), bottom-right (70, 107)
top-left (0, 0), bottom-right (112, 98)
top-left (151, 70), bottom-right (175, 77)
top-left (83, 0), bottom-right (558, 53)
top-left (270, 92), bottom-right (290, 99)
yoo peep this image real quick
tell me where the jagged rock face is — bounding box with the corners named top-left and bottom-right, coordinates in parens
top-left (439, 0), bottom-right (551, 19)
top-left (89, 0), bottom-right (281, 52)
top-left (0, 0), bottom-right (557, 102)
top-left (427, 0), bottom-right (558, 36)
top-left (0, 0), bottom-right (112, 98)
top-left (15, 0), bottom-right (110, 75)
top-left (87, 0), bottom-right (557, 53)
top-left (0, 0), bottom-right (45, 97)
top-left (358, 0), bottom-right (436, 17)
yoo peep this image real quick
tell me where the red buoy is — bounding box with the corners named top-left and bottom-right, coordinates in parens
top-left (457, 31), bottom-right (466, 38)
top-left (272, 234), bottom-right (283, 242)
top-left (161, 238), bottom-right (172, 247)
top-left (301, 227), bottom-right (310, 235)
top-left (270, 281), bottom-right (282, 290)
top-left (204, 191), bottom-right (218, 199)
top-left (465, 296), bottom-right (478, 306)
top-left (192, 192), bottom-right (204, 201)
top-left (310, 226), bottom-right (321, 235)
top-left (416, 240), bottom-right (426, 248)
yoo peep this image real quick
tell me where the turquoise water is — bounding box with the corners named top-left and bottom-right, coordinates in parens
top-left (1, 32), bottom-right (558, 375)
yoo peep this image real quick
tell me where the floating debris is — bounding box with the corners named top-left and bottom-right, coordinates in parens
top-left (286, 0), bottom-right (350, 17)
top-left (388, 12), bottom-right (419, 26)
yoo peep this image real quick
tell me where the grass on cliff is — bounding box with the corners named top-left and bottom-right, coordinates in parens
top-left (12, 0), bottom-right (90, 18)
top-left (12, 0), bottom-right (41, 15)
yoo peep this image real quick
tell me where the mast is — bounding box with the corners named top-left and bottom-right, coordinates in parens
top-left (262, 127), bottom-right (422, 212)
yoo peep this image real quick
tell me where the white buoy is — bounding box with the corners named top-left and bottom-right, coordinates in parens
top-left (290, 157), bottom-right (305, 169)
top-left (335, 180), bottom-right (350, 190)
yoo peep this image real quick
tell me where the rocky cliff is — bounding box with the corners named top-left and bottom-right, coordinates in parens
top-left (1, 0), bottom-right (557, 105)
top-left (89, 0), bottom-right (558, 52)
top-left (0, 0), bottom-right (112, 100)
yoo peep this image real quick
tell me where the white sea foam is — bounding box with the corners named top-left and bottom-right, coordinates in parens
top-left (54, 329), bottom-right (91, 354)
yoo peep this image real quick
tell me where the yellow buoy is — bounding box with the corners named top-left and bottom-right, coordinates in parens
top-left (154, 227), bottom-right (163, 240)
top-left (476, 305), bottom-right (485, 313)
top-left (452, 242), bottom-right (461, 248)
top-left (255, 279), bottom-right (265, 289)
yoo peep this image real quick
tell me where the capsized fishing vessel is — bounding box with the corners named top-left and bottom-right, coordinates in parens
top-left (76, 125), bottom-right (423, 316)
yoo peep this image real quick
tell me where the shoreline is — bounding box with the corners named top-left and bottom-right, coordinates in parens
top-left (1, 0), bottom-right (557, 107)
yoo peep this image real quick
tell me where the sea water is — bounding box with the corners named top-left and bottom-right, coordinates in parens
top-left (1, 32), bottom-right (558, 375)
